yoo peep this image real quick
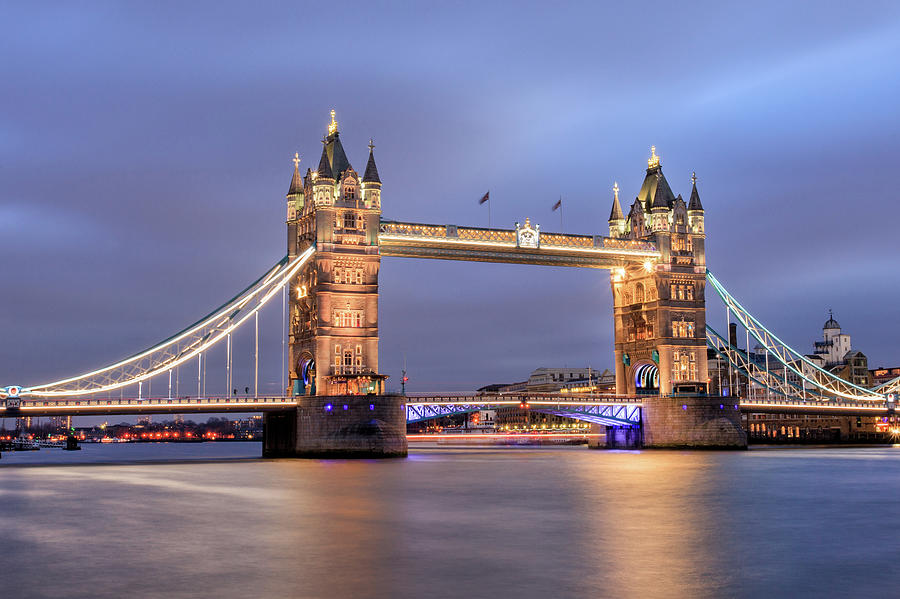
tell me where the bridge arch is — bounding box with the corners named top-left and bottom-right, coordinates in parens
top-left (297, 352), bottom-right (316, 396)
top-left (632, 361), bottom-right (659, 394)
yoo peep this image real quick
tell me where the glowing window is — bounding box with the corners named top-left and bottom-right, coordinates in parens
top-left (333, 309), bottom-right (364, 328)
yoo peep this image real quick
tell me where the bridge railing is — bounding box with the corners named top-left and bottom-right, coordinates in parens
top-left (404, 393), bottom-right (645, 405)
top-left (739, 398), bottom-right (892, 410)
top-left (378, 221), bottom-right (657, 253)
top-left (8, 396), bottom-right (300, 410)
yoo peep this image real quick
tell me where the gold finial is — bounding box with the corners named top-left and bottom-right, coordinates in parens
top-left (328, 109), bottom-right (338, 135)
top-left (648, 145), bottom-right (660, 169)
top-left (293, 152), bottom-right (301, 169)
top-left (613, 181), bottom-right (619, 201)
top-left (691, 171), bottom-right (697, 185)
top-left (368, 138), bottom-right (375, 152)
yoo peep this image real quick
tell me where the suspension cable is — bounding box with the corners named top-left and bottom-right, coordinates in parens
top-left (19, 247), bottom-right (314, 397)
top-left (707, 270), bottom-right (883, 401)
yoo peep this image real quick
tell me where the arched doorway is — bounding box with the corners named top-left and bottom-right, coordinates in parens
top-left (297, 354), bottom-right (316, 396)
top-left (633, 362), bottom-right (659, 394)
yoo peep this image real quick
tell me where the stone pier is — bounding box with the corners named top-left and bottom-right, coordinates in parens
top-left (605, 425), bottom-right (643, 449)
top-left (588, 396), bottom-right (747, 450)
top-left (641, 396), bottom-right (747, 449)
top-left (263, 394), bottom-right (408, 458)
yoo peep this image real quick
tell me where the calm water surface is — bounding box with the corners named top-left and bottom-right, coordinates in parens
top-left (2, 443), bottom-right (898, 598)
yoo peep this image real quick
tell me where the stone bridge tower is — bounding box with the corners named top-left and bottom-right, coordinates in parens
top-left (284, 111), bottom-right (386, 397)
top-left (608, 147), bottom-right (708, 397)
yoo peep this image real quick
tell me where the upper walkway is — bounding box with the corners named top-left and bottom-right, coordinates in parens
top-left (378, 221), bottom-right (659, 268)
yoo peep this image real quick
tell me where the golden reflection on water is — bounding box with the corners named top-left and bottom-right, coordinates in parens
top-left (573, 451), bottom-right (736, 599)
top-left (3, 444), bottom-right (900, 598)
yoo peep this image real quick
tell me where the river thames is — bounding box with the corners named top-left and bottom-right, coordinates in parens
top-left (2, 443), bottom-right (898, 598)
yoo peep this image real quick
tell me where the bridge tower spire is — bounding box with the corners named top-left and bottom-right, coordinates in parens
top-left (361, 138), bottom-right (382, 209)
top-left (687, 171), bottom-right (704, 235)
top-left (285, 111), bottom-right (386, 397)
top-left (286, 152), bottom-right (304, 221)
top-left (608, 181), bottom-right (625, 237)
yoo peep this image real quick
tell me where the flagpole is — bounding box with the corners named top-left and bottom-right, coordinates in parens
top-left (559, 196), bottom-right (563, 231)
top-left (479, 191), bottom-right (491, 227)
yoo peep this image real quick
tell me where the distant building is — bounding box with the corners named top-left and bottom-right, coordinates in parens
top-left (813, 312), bottom-right (851, 368)
top-left (870, 367), bottom-right (900, 388)
top-left (715, 314), bottom-right (884, 440)
top-left (832, 350), bottom-right (872, 388)
top-left (467, 410), bottom-right (496, 431)
top-left (524, 368), bottom-right (602, 392)
top-left (484, 367), bottom-right (613, 394)
top-left (49, 416), bottom-right (72, 431)
top-left (494, 408), bottom-right (589, 431)
top-left (486, 366), bottom-right (611, 430)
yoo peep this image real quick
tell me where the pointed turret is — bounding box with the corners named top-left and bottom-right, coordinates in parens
top-left (637, 146), bottom-right (676, 212)
top-left (327, 132), bottom-right (352, 180)
top-left (687, 172), bottom-right (705, 235)
top-left (322, 110), bottom-right (352, 180)
top-left (649, 169), bottom-right (671, 233)
top-left (363, 140), bottom-right (381, 184)
top-left (288, 152), bottom-right (303, 195)
top-left (608, 182), bottom-right (623, 221)
top-left (651, 171), bottom-right (671, 210)
top-left (286, 153), bottom-right (304, 221)
top-left (316, 142), bottom-right (334, 180)
top-left (688, 172), bottom-right (703, 211)
top-left (361, 139), bottom-right (383, 210)
top-left (608, 182), bottom-right (624, 238)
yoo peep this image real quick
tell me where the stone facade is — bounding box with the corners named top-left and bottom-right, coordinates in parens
top-left (642, 396), bottom-right (746, 448)
top-left (263, 394), bottom-right (408, 458)
top-left (285, 112), bottom-right (386, 397)
top-left (608, 150), bottom-right (709, 396)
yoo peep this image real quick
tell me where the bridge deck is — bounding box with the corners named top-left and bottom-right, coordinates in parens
top-left (378, 221), bottom-right (659, 268)
top-left (0, 396), bottom-right (299, 417)
top-left (0, 394), bottom-right (891, 418)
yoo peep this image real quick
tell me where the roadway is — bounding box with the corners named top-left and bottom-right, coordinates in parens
top-left (1, 393), bottom-right (894, 419)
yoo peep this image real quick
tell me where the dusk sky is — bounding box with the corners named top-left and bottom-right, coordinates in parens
top-left (2, 2), bottom-right (900, 397)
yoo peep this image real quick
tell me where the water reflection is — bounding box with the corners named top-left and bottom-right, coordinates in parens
top-left (2, 444), bottom-right (900, 598)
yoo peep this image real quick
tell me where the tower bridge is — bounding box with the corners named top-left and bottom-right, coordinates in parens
top-left (3, 112), bottom-right (898, 456)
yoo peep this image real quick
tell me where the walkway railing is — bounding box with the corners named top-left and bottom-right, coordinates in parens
top-left (1, 396), bottom-right (300, 416)
top-left (378, 221), bottom-right (658, 256)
